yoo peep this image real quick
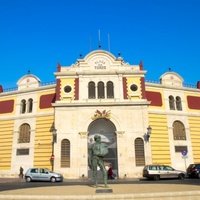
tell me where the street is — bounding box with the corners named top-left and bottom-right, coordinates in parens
top-left (0, 177), bottom-right (199, 193)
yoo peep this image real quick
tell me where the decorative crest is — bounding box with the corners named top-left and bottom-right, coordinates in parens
top-left (92, 110), bottom-right (111, 120)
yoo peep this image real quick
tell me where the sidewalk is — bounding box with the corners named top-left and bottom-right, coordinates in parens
top-left (0, 178), bottom-right (200, 200)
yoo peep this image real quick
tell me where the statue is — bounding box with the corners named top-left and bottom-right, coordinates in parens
top-left (88, 135), bottom-right (108, 188)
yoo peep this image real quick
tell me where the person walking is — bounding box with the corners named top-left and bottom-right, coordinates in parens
top-left (108, 164), bottom-right (115, 180)
top-left (19, 166), bottom-right (24, 179)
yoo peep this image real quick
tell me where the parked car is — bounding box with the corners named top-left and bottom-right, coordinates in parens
top-left (143, 165), bottom-right (186, 180)
top-left (25, 168), bottom-right (63, 182)
top-left (186, 164), bottom-right (200, 178)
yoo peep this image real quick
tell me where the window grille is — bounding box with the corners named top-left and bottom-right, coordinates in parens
top-left (107, 81), bottom-right (114, 98)
top-left (175, 146), bottom-right (188, 152)
top-left (21, 99), bottom-right (26, 114)
top-left (18, 123), bottom-right (31, 143)
top-left (176, 96), bottom-right (182, 111)
top-left (16, 148), bottom-right (29, 155)
top-left (61, 139), bottom-right (70, 167)
top-left (27, 98), bottom-right (33, 113)
top-left (169, 95), bottom-right (175, 110)
top-left (135, 138), bottom-right (145, 166)
top-left (88, 82), bottom-right (95, 99)
top-left (173, 121), bottom-right (186, 140)
top-left (97, 81), bottom-right (105, 99)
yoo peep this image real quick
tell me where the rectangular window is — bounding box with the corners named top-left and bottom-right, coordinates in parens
top-left (175, 146), bottom-right (188, 153)
top-left (16, 148), bottom-right (29, 155)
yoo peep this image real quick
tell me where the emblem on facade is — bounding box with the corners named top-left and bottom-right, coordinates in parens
top-left (94, 59), bottom-right (106, 69)
top-left (92, 110), bottom-right (111, 120)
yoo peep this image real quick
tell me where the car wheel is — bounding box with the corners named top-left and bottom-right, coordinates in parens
top-left (153, 175), bottom-right (160, 181)
top-left (178, 173), bottom-right (185, 180)
top-left (26, 177), bottom-right (32, 182)
top-left (51, 177), bottom-right (56, 183)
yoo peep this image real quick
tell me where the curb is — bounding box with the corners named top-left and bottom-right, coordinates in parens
top-left (0, 191), bottom-right (200, 200)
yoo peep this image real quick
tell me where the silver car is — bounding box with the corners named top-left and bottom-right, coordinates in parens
top-left (143, 165), bottom-right (186, 180)
top-left (25, 168), bottom-right (63, 182)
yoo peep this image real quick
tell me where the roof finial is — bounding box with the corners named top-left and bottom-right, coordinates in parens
top-left (98, 29), bottom-right (101, 49)
top-left (28, 70), bottom-right (30, 74)
top-left (79, 52), bottom-right (82, 59)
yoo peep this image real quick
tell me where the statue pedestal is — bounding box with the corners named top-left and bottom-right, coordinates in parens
top-left (95, 189), bottom-right (113, 193)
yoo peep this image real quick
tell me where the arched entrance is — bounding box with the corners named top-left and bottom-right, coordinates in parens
top-left (88, 118), bottom-right (118, 179)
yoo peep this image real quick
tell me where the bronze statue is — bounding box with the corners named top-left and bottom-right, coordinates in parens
top-left (88, 135), bottom-right (108, 188)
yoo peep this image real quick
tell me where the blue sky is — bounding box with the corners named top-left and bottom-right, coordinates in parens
top-left (0, 0), bottom-right (200, 88)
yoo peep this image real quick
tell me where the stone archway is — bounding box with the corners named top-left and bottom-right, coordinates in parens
top-left (88, 118), bottom-right (118, 179)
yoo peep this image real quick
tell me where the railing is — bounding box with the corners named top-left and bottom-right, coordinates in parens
top-left (146, 79), bottom-right (197, 88)
top-left (1, 79), bottom-right (198, 93)
top-left (2, 80), bottom-right (56, 92)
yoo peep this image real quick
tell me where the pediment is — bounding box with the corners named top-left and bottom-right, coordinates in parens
top-left (160, 72), bottom-right (183, 87)
top-left (17, 74), bottom-right (41, 90)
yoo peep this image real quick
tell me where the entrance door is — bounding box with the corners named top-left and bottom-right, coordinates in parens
top-left (88, 118), bottom-right (118, 179)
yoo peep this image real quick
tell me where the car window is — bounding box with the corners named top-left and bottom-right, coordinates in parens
top-left (158, 166), bottom-right (163, 170)
top-left (164, 166), bottom-right (173, 171)
top-left (30, 168), bottom-right (38, 173)
top-left (40, 168), bottom-right (45, 173)
top-left (149, 166), bottom-right (158, 170)
top-left (196, 164), bottom-right (200, 169)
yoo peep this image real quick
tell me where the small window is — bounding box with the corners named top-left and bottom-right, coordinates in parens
top-left (130, 84), bottom-right (138, 92)
top-left (169, 95), bottom-right (175, 110)
top-left (16, 148), bottom-right (29, 155)
top-left (107, 81), bottom-right (114, 98)
top-left (64, 85), bottom-right (72, 93)
top-left (21, 99), bottom-right (26, 114)
top-left (27, 98), bottom-right (33, 113)
top-left (88, 82), bottom-right (95, 99)
top-left (98, 81), bottom-right (105, 99)
top-left (176, 96), bottom-right (182, 111)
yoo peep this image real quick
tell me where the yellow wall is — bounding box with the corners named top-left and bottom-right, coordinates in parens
top-left (34, 115), bottom-right (54, 168)
top-left (0, 120), bottom-right (14, 170)
top-left (126, 77), bottom-right (142, 99)
top-left (60, 78), bottom-right (75, 101)
top-left (188, 116), bottom-right (200, 162)
top-left (149, 113), bottom-right (171, 165)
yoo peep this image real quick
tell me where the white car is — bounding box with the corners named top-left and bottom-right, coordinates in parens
top-left (25, 168), bottom-right (63, 182)
top-left (143, 165), bottom-right (186, 180)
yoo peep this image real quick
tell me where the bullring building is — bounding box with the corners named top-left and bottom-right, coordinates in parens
top-left (0, 49), bottom-right (200, 179)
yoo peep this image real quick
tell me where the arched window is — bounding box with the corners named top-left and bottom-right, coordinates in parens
top-left (20, 99), bottom-right (26, 114)
top-left (27, 98), bottom-right (33, 113)
top-left (107, 81), bottom-right (114, 98)
top-left (98, 81), bottom-right (105, 99)
top-left (176, 96), bottom-right (182, 111)
top-left (61, 139), bottom-right (70, 167)
top-left (173, 121), bottom-right (186, 140)
top-left (18, 123), bottom-right (31, 143)
top-left (88, 82), bottom-right (95, 99)
top-left (135, 138), bottom-right (145, 166)
top-left (169, 95), bottom-right (175, 110)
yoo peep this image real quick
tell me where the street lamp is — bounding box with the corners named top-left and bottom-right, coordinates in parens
top-left (51, 127), bottom-right (57, 171)
top-left (146, 126), bottom-right (152, 142)
top-left (51, 127), bottom-right (57, 143)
